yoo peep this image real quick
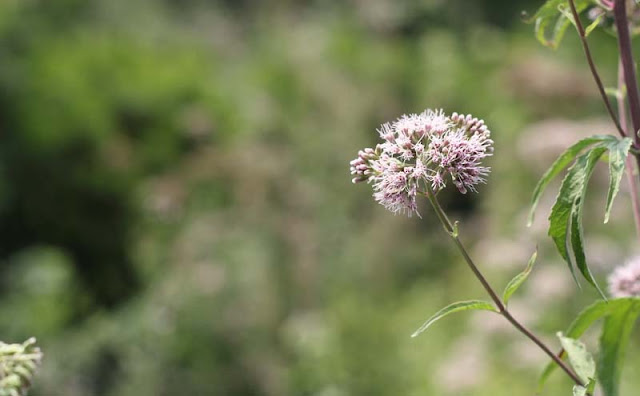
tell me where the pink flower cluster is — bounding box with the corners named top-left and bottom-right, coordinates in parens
top-left (350, 109), bottom-right (493, 217)
top-left (608, 256), bottom-right (640, 298)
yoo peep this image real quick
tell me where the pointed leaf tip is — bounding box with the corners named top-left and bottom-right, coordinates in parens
top-left (604, 138), bottom-right (633, 224)
top-left (411, 300), bottom-right (497, 338)
top-left (502, 249), bottom-right (537, 305)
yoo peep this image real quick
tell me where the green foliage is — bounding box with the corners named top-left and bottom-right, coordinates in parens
top-left (526, 0), bottom-right (596, 49)
top-left (598, 299), bottom-right (640, 396)
top-left (584, 13), bottom-right (604, 36)
top-left (1, 0), bottom-right (638, 395)
top-left (573, 380), bottom-right (596, 396)
top-left (538, 298), bottom-right (640, 394)
top-left (411, 300), bottom-right (497, 338)
top-left (557, 332), bottom-right (595, 385)
top-left (502, 249), bottom-right (537, 306)
top-left (539, 299), bottom-right (617, 389)
top-left (528, 136), bottom-right (633, 295)
top-left (605, 138), bottom-right (633, 223)
top-left (551, 146), bottom-right (607, 294)
top-left (528, 135), bottom-right (614, 226)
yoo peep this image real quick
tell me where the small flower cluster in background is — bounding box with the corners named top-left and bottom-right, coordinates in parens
top-left (350, 109), bottom-right (493, 216)
top-left (608, 256), bottom-right (640, 298)
top-left (0, 338), bottom-right (42, 396)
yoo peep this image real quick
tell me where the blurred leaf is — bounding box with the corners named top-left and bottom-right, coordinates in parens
top-left (557, 4), bottom-right (576, 27)
top-left (573, 385), bottom-right (586, 396)
top-left (598, 299), bottom-right (640, 396)
top-left (585, 13), bottom-right (604, 36)
top-left (573, 379), bottom-right (596, 396)
top-left (528, 135), bottom-right (614, 226)
top-left (605, 87), bottom-right (623, 100)
top-left (604, 138), bottom-right (633, 223)
top-left (502, 249), bottom-right (537, 305)
top-left (557, 332), bottom-right (595, 384)
top-left (526, 0), bottom-right (595, 49)
top-left (538, 298), bottom-right (639, 391)
top-left (411, 300), bottom-right (497, 338)
top-left (549, 146), bottom-right (607, 293)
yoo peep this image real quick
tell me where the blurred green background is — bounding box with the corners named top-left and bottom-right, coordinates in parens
top-left (0, 0), bottom-right (639, 395)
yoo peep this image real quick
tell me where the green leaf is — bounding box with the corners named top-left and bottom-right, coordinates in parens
top-left (565, 299), bottom-right (630, 337)
top-left (538, 299), bottom-right (639, 392)
top-left (528, 135), bottom-right (614, 226)
top-left (450, 220), bottom-right (459, 238)
top-left (502, 249), bottom-right (537, 305)
top-left (530, 135), bottom-right (631, 295)
top-left (570, 163), bottom-right (606, 299)
top-left (585, 12), bottom-right (604, 36)
top-left (604, 138), bottom-right (633, 223)
top-left (573, 385), bottom-right (587, 396)
top-left (549, 146), bottom-right (607, 289)
top-left (557, 332), bottom-right (595, 384)
top-left (605, 87), bottom-right (621, 99)
top-left (573, 385), bottom-right (586, 396)
top-left (526, 0), bottom-right (596, 49)
top-left (573, 380), bottom-right (596, 396)
top-left (598, 299), bottom-right (640, 396)
top-left (411, 300), bottom-right (497, 338)
top-left (605, 85), bottom-right (627, 100)
top-left (557, 4), bottom-right (576, 27)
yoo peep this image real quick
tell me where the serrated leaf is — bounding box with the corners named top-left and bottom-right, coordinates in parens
top-left (570, 184), bottom-right (606, 298)
top-left (526, 0), bottom-right (596, 48)
top-left (598, 299), bottom-right (640, 396)
top-left (502, 249), bottom-right (537, 305)
top-left (411, 300), bottom-right (497, 338)
top-left (528, 135), bottom-right (614, 226)
top-left (558, 332), bottom-right (595, 384)
top-left (604, 138), bottom-right (633, 223)
top-left (549, 146), bottom-right (607, 291)
top-left (538, 298), bottom-right (638, 392)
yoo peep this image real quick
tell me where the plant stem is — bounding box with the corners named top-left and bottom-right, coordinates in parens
top-left (424, 186), bottom-right (585, 388)
top-left (615, 0), bottom-right (640, 142)
top-left (568, 0), bottom-right (626, 138)
top-left (617, 58), bottom-right (640, 243)
top-left (625, 160), bottom-right (640, 242)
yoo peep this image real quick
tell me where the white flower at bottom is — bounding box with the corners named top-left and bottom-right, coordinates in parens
top-left (608, 256), bottom-right (640, 298)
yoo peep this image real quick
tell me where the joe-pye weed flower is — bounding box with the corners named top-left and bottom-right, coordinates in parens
top-left (350, 109), bottom-right (493, 216)
top-left (351, 106), bottom-right (594, 390)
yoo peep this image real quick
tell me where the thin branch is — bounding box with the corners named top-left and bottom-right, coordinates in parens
top-left (614, 0), bottom-right (640, 142)
top-left (568, 0), bottom-right (626, 138)
top-left (424, 186), bottom-right (585, 388)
